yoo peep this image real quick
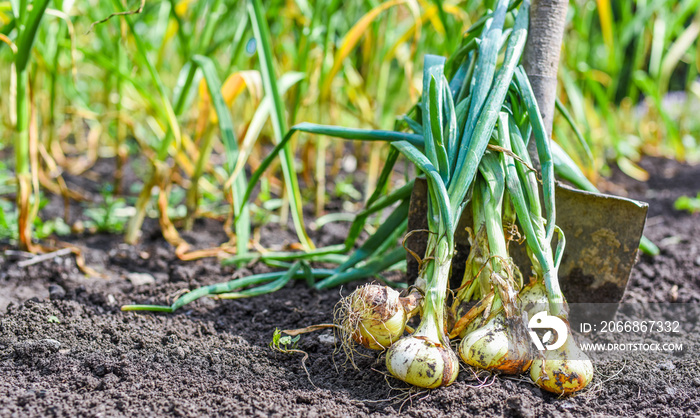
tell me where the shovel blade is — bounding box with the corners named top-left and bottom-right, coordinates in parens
top-left (406, 178), bottom-right (648, 308)
top-left (543, 183), bottom-right (648, 304)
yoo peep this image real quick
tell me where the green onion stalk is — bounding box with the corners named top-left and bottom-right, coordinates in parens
top-left (499, 108), bottom-right (594, 394)
top-left (13, 0), bottom-right (51, 251)
top-left (120, 133), bottom-right (416, 313)
top-left (451, 175), bottom-right (490, 334)
top-left (383, 69), bottom-right (462, 388)
top-left (455, 154), bottom-right (531, 375)
top-left (451, 158), bottom-right (523, 339)
top-left (501, 87), bottom-right (565, 318)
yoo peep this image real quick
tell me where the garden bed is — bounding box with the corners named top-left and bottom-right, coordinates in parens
top-left (1, 156), bottom-right (699, 417)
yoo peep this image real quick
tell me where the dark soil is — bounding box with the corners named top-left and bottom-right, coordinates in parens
top-left (1, 157), bottom-right (699, 417)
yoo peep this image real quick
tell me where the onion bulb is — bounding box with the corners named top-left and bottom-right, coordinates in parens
top-left (385, 313), bottom-right (459, 388)
top-left (519, 280), bottom-right (549, 317)
top-left (459, 313), bottom-right (532, 374)
top-left (340, 285), bottom-right (408, 350)
top-left (529, 331), bottom-right (594, 395)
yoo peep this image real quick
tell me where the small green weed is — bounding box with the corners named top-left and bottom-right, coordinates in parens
top-left (269, 328), bottom-right (314, 387)
top-left (270, 328), bottom-right (301, 351)
top-left (674, 193), bottom-right (700, 214)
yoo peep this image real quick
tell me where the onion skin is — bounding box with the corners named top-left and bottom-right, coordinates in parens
top-left (459, 313), bottom-right (532, 375)
top-left (457, 314), bottom-right (485, 340)
top-left (350, 285), bottom-right (407, 350)
top-left (529, 335), bottom-right (594, 395)
top-left (519, 281), bottom-right (549, 318)
top-left (386, 335), bottom-right (460, 388)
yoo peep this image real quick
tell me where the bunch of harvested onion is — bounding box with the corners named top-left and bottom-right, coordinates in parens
top-left (335, 0), bottom-right (593, 395)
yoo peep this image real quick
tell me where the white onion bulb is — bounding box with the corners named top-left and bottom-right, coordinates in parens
top-left (385, 314), bottom-right (460, 388)
top-left (459, 313), bottom-right (532, 374)
top-left (529, 332), bottom-right (594, 394)
top-left (346, 285), bottom-right (407, 350)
